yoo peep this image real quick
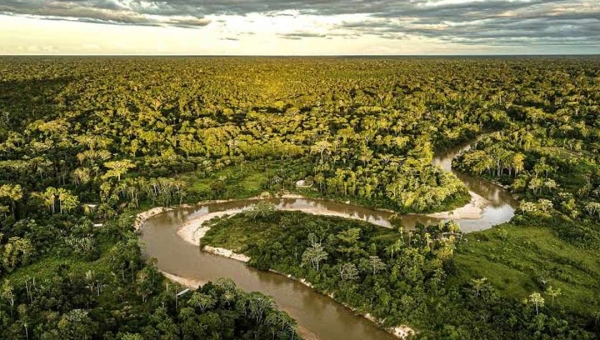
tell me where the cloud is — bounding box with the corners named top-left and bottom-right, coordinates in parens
top-left (278, 32), bottom-right (327, 40)
top-left (0, 0), bottom-right (598, 48)
top-left (0, 0), bottom-right (211, 27)
top-left (335, 1), bottom-right (600, 46)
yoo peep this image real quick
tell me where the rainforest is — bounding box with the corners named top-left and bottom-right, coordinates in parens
top-left (0, 56), bottom-right (599, 340)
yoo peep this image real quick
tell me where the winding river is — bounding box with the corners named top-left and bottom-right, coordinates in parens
top-left (139, 141), bottom-right (518, 340)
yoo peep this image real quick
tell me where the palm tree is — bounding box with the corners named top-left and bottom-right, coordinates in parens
top-left (471, 277), bottom-right (488, 297)
top-left (103, 159), bottom-right (136, 181)
top-left (39, 187), bottom-right (57, 214)
top-left (57, 188), bottom-right (79, 214)
top-left (385, 239), bottom-right (403, 259)
top-left (311, 140), bottom-right (332, 164)
top-left (528, 292), bottom-right (545, 315)
top-left (0, 184), bottom-right (23, 218)
top-left (545, 286), bottom-right (562, 304)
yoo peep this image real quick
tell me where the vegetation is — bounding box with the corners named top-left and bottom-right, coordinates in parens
top-left (202, 210), bottom-right (595, 339)
top-left (0, 213), bottom-right (299, 339)
top-left (0, 56), bottom-right (599, 339)
top-left (449, 73), bottom-right (600, 327)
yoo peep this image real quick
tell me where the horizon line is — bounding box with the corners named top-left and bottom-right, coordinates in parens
top-left (1, 53), bottom-right (599, 57)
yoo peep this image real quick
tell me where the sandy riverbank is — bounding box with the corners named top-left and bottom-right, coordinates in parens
top-left (137, 191), bottom-right (483, 340)
top-left (426, 190), bottom-right (489, 220)
top-left (175, 204), bottom-right (393, 248)
top-left (176, 209), bottom-right (245, 246)
top-left (170, 207), bottom-right (415, 339)
top-left (134, 207), bottom-right (174, 230)
top-left (160, 271), bottom-right (207, 288)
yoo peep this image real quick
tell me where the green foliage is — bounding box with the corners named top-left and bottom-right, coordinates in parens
top-left (455, 223), bottom-right (600, 315)
top-left (1, 56), bottom-right (599, 339)
top-left (204, 211), bottom-right (598, 339)
top-left (0, 214), bottom-right (300, 340)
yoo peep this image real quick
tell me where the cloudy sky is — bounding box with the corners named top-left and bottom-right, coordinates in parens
top-left (0, 0), bottom-right (598, 55)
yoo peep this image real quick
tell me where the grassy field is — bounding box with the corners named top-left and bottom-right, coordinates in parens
top-left (454, 223), bottom-right (600, 314)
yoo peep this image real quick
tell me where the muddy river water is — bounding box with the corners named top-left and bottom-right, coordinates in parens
top-left (139, 141), bottom-right (518, 340)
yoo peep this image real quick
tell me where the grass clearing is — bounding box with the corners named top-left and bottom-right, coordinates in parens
top-left (455, 224), bottom-right (600, 314)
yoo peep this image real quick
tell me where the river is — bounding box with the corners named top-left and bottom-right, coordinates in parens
top-left (139, 141), bottom-right (518, 340)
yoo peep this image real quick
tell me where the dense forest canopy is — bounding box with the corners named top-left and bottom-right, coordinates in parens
top-left (0, 56), bottom-right (599, 339)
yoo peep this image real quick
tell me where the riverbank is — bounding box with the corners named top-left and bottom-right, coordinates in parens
top-left (160, 271), bottom-right (207, 288)
top-left (172, 191), bottom-right (489, 248)
top-left (172, 210), bottom-right (416, 340)
top-left (134, 207), bottom-right (174, 230)
top-left (135, 186), bottom-right (505, 340)
top-left (176, 209), bottom-right (245, 246)
top-left (425, 190), bottom-right (489, 220)
top-left (134, 193), bottom-right (273, 233)
top-left (141, 188), bottom-right (492, 242)
top-left (173, 198), bottom-right (396, 248)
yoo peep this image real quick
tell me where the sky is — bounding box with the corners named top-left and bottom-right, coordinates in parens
top-left (0, 0), bottom-right (599, 55)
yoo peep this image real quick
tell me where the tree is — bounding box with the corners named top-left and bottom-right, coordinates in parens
top-left (385, 239), bottom-right (403, 259)
top-left (307, 232), bottom-right (320, 247)
top-left (38, 187), bottom-right (57, 214)
top-left (72, 167), bottom-right (91, 185)
top-left (545, 286), bottom-right (562, 304)
top-left (103, 159), bottom-right (136, 181)
top-left (188, 292), bottom-right (217, 312)
top-left (360, 255), bottom-right (386, 275)
top-left (584, 202), bottom-right (600, 219)
top-left (520, 201), bottom-right (538, 214)
top-left (471, 277), bottom-right (488, 298)
top-left (528, 292), bottom-right (545, 315)
top-left (338, 263), bottom-right (359, 281)
top-left (244, 202), bottom-right (277, 220)
top-left (0, 184), bottom-right (23, 217)
top-left (311, 140), bottom-right (332, 164)
top-left (301, 244), bottom-right (328, 272)
top-left (57, 309), bottom-right (97, 340)
top-left (1, 280), bottom-right (15, 316)
top-left (544, 178), bottom-right (557, 192)
top-left (536, 199), bottom-right (553, 213)
top-left (2, 237), bottom-right (34, 272)
top-left (512, 153), bottom-right (525, 176)
top-left (247, 293), bottom-right (274, 324)
top-left (528, 177), bottom-right (544, 195)
top-left (135, 270), bottom-right (154, 303)
top-left (336, 228), bottom-right (362, 256)
top-left (533, 157), bottom-right (554, 178)
top-left (57, 188), bottom-right (79, 214)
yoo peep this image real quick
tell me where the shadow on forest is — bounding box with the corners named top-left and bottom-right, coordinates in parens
top-left (0, 76), bottom-right (74, 135)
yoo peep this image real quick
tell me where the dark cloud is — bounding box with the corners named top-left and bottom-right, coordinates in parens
top-left (0, 0), bottom-right (598, 47)
top-left (0, 0), bottom-right (212, 27)
top-left (278, 32), bottom-right (327, 39)
top-left (338, 7), bottom-right (600, 46)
